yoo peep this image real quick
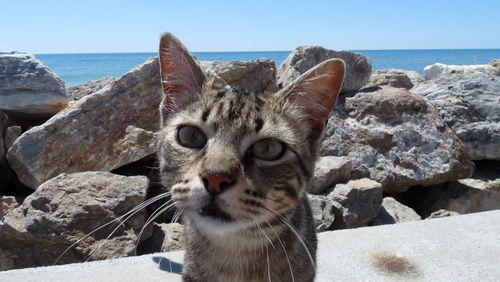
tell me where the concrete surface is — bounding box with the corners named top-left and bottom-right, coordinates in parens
top-left (1, 210), bottom-right (499, 282)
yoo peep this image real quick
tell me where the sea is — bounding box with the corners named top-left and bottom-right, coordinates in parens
top-left (35, 49), bottom-right (500, 87)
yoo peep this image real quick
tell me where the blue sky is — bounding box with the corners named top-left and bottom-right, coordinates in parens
top-left (1, 0), bottom-right (499, 53)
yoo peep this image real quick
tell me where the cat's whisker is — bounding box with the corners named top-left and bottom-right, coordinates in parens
top-left (262, 206), bottom-right (316, 270)
top-left (135, 200), bottom-right (178, 250)
top-left (257, 223), bottom-right (275, 249)
top-left (55, 192), bottom-right (171, 264)
top-left (172, 208), bottom-right (183, 224)
top-left (266, 221), bottom-right (295, 282)
top-left (266, 245), bottom-right (272, 282)
top-left (86, 198), bottom-right (174, 262)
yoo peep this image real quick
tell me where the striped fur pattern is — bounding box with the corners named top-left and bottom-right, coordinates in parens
top-left (157, 33), bottom-right (344, 282)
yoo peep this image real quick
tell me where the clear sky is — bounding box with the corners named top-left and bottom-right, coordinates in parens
top-left (1, 0), bottom-right (499, 54)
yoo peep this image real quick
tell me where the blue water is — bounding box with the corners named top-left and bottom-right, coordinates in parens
top-left (36, 49), bottom-right (500, 87)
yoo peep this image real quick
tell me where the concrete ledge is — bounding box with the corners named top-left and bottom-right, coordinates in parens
top-left (1, 210), bottom-right (500, 281)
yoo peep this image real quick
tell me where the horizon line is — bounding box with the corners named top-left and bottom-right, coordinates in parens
top-left (32, 47), bottom-right (500, 55)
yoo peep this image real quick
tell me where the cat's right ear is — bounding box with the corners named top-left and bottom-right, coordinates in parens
top-left (159, 33), bottom-right (206, 111)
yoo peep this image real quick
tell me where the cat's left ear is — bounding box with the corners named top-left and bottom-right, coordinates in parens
top-left (281, 58), bottom-right (345, 142)
top-left (159, 33), bottom-right (206, 110)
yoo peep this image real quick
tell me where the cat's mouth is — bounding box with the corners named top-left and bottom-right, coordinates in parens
top-left (199, 202), bottom-right (233, 222)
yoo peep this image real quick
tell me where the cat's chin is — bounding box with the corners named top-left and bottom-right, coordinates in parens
top-left (187, 211), bottom-right (255, 236)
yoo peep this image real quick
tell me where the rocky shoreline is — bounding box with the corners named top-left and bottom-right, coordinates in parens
top-left (0, 48), bottom-right (499, 270)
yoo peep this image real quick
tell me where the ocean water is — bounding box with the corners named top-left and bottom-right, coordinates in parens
top-left (36, 49), bottom-right (500, 87)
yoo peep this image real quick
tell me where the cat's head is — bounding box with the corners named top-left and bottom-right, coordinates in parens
top-left (157, 33), bottom-right (344, 235)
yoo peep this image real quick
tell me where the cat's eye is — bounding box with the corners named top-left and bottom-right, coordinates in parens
top-left (177, 126), bottom-right (207, 149)
top-left (251, 139), bottom-right (286, 161)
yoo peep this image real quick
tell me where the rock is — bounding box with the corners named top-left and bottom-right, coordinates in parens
top-left (307, 194), bottom-right (336, 232)
top-left (426, 209), bottom-right (460, 219)
top-left (327, 178), bottom-right (383, 228)
top-left (1, 111), bottom-right (7, 156)
top-left (321, 86), bottom-right (474, 193)
top-left (4, 126), bottom-right (22, 150)
top-left (411, 70), bottom-right (500, 160)
top-left (139, 223), bottom-right (185, 253)
top-left (489, 59), bottom-right (500, 72)
top-left (309, 156), bottom-right (352, 194)
top-left (0, 111), bottom-right (12, 185)
top-left (0, 51), bottom-right (67, 119)
top-left (423, 63), bottom-right (498, 80)
top-left (199, 59), bottom-right (277, 93)
top-left (67, 76), bottom-right (117, 101)
top-left (366, 69), bottom-right (415, 89)
top-left (0, 172), bottom-right (150, 270)
top-left (372, 197), bottom-right (421, 225)
top-left (425, 177), bottom-right (500, 216)
top-left (405, 160), bottom-right (500, 218)
top-left (401, 69), bottom-right (425, 86)
top-left (0, 196), bottom-right (19, 220)
top-left (7, 57), bottom-right (161, 188)
top-left (277, 46), bottom-right (371, 93)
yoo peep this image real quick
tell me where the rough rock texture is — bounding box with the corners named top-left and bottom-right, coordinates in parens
top-left (0, 52), bottom-right (67, 118)
top-left (327, 178), bottom-right (383, 228)
top-left (372, 197), bottom-right (421, 225)
top-left (4, 126), bottom-right (22, 150)
top-left (309, 156), bottom-right (352, 194)
top-left (140, 223), bottom-right (185, 253)
top-left (277, 46), bottom-right (371, 93)
top-left (424, 63), bottom-right (498, 80)
top-left (199, 59), bottom-right (277, 93)
top-left (489, 59), bottom-right (500, 72)
top-left (0, 172), bottom-right (149, 270)
top-left (67, 76), bottom-right (117, 101)
top-left (0, 196), bottom-right (19, 219)
top-left (307, 194), bottom-right (337, 232)
top-left (7, 57), bottom-right (161, 188)
top-left (321, 86), bottom-right (474, 193)
top-left (366, 69), bottom-right (415, 89)
top-left (411, 70), bottom-right (500, 160)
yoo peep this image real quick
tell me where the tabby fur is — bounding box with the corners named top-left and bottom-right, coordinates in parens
top-left (157, 33), bottom-right (344, 282)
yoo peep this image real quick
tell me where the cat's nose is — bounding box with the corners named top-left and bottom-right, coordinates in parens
top-left (200, 170), bottom-right (236, 196)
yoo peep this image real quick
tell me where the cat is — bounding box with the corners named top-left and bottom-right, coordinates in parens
top-left (157, 32), bottom-right (345, 282)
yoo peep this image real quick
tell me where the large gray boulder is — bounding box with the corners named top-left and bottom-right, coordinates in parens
top-left (199, 59), bottom-right (277, 93)
top-left (7, 57), bottom-right (161, 188)
top-left (0, 172), bottom-right (150, 270)
top-left (411, 69), bottom-right (500, 160)
top-left (277, 46), bottom-right (371, 93)
top-left (0, 52), bottom-right (67, 118)
top-left (67, 76), bottom-right (117, 101)
top-left (321, 86), bottom-right (474, 193)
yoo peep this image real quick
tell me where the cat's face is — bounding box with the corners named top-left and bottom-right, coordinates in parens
top-left (157, 33), bottom-right (344, 235)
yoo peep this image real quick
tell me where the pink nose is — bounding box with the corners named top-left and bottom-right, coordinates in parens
top-left (200, 171), bottom-right (235, 195)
